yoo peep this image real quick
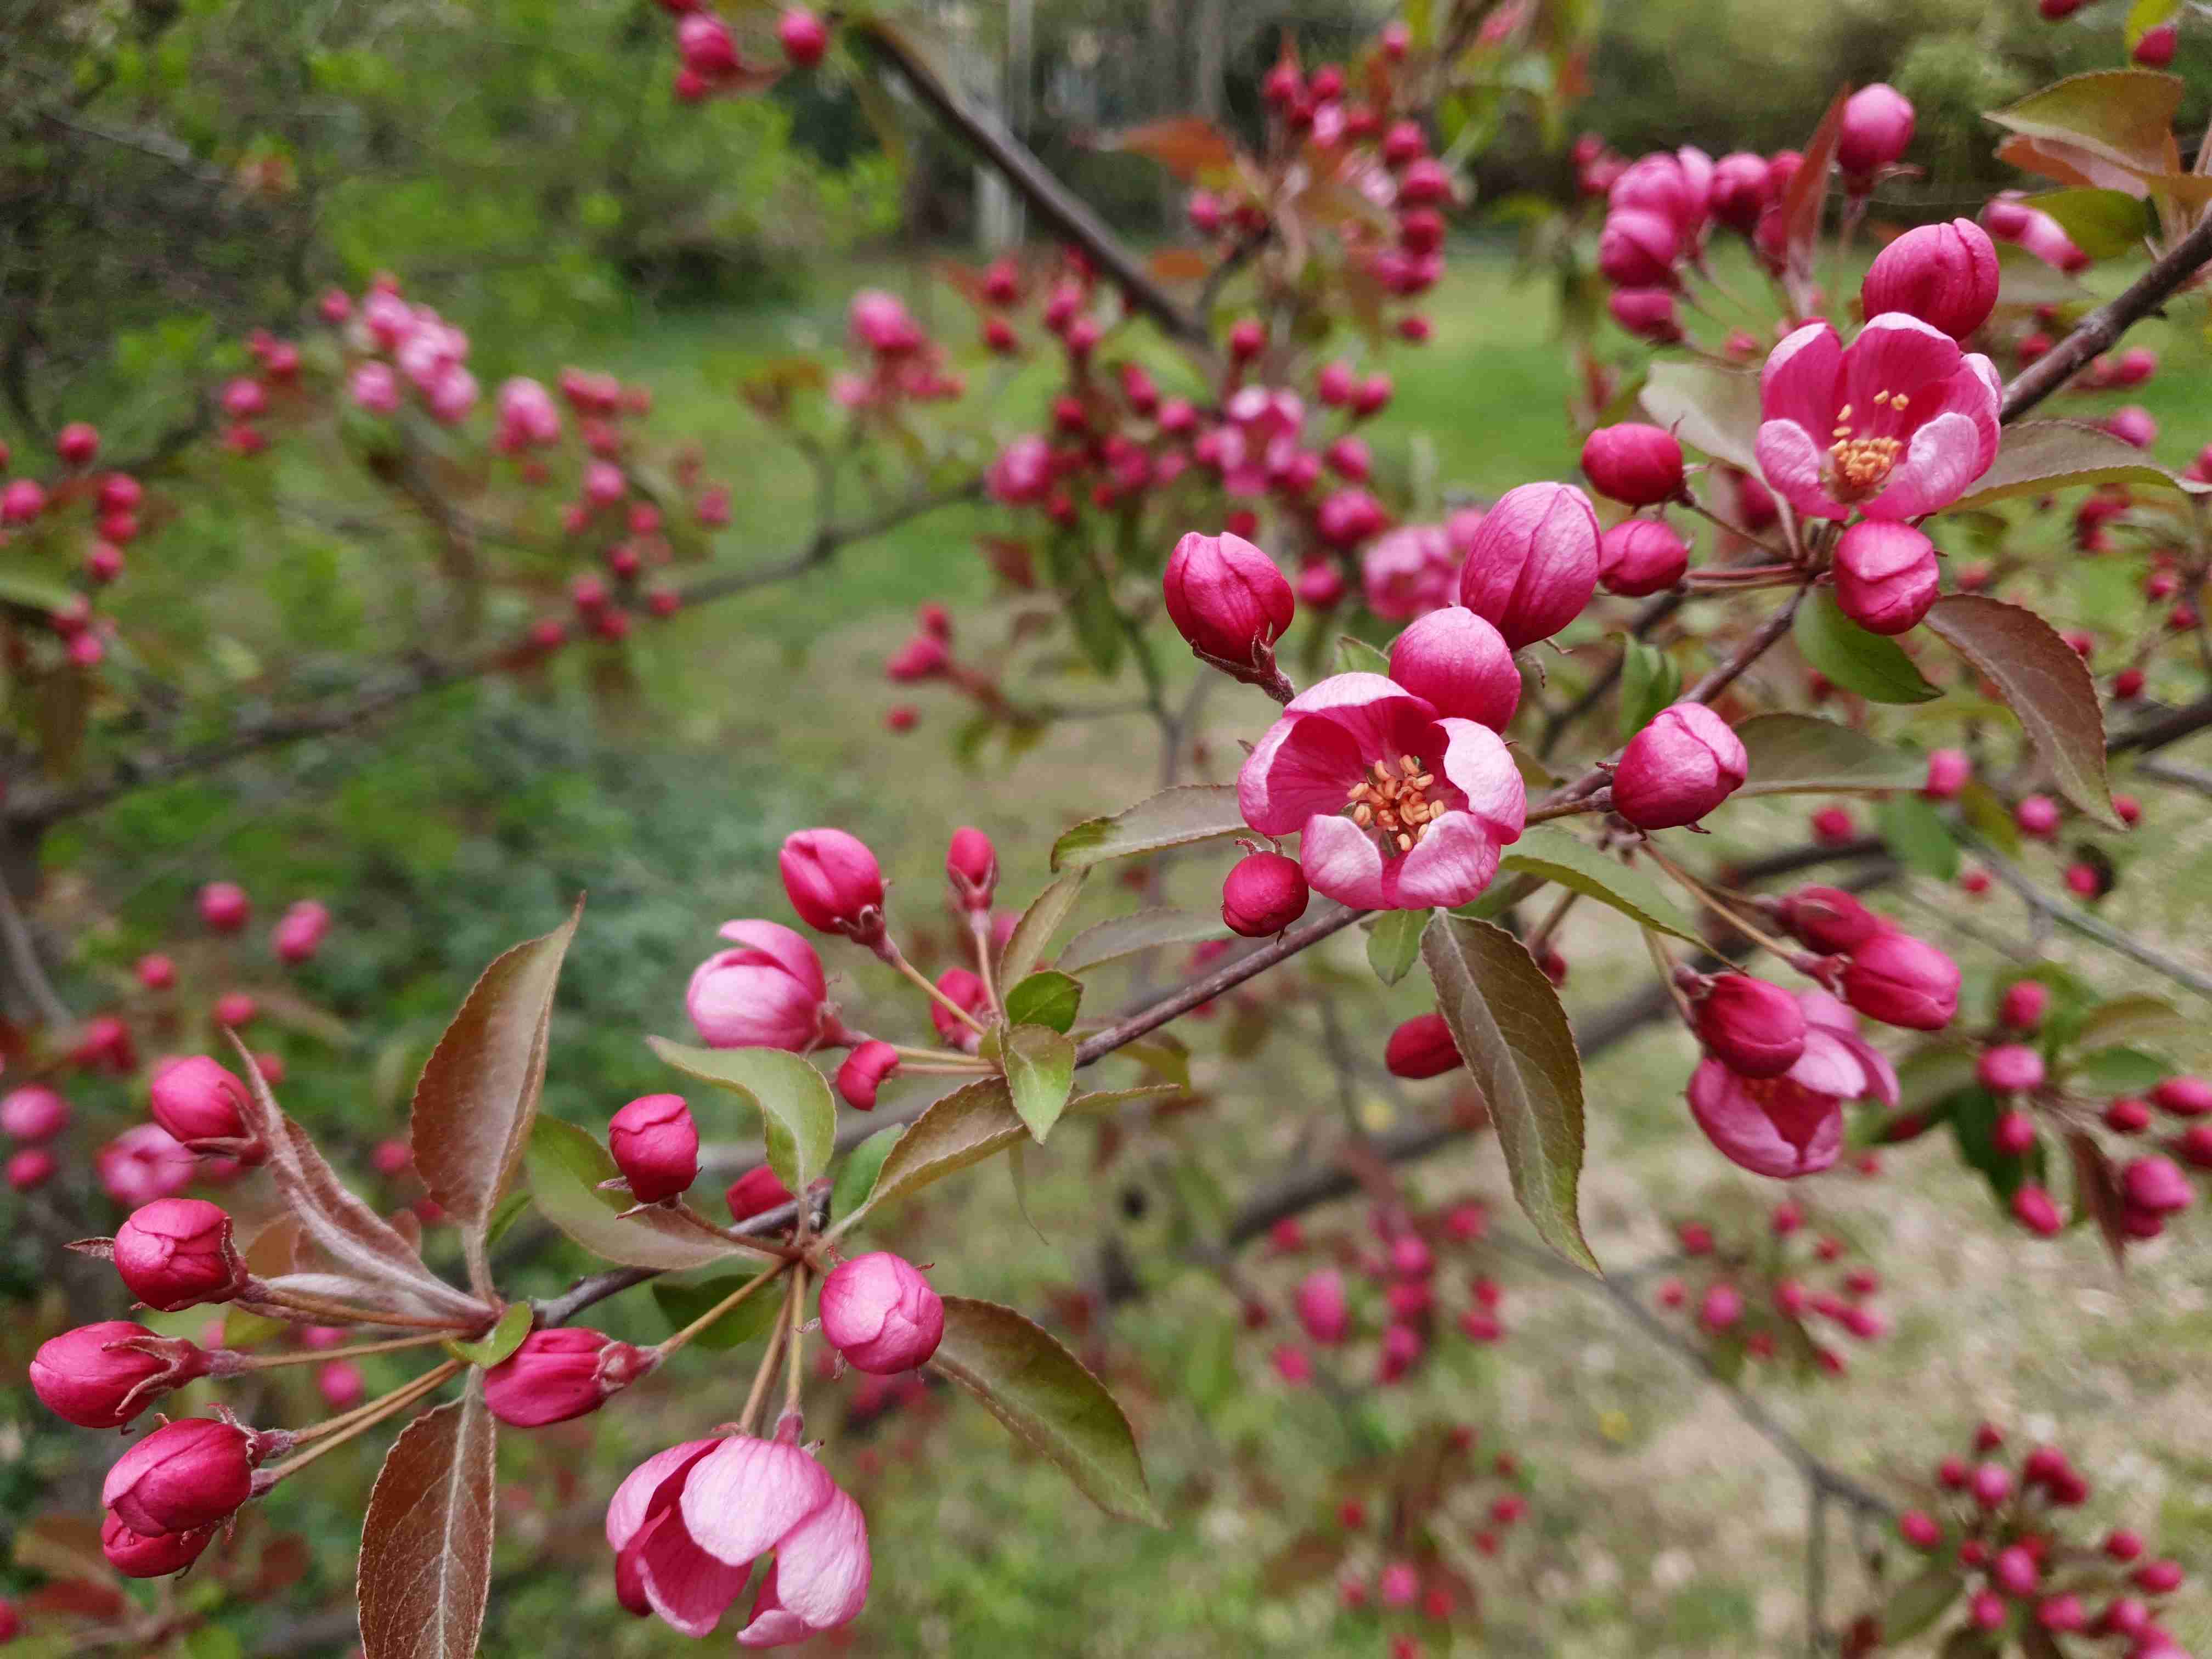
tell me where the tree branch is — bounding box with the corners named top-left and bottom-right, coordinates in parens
top-left (2000, 212), bottom-right (2212, 424)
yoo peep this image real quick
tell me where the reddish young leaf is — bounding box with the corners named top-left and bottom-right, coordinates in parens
top-left (410, 899), bottom-right (582, 1296)
top-left (1780, 84), bottom-right (1851, 316)
top-left (1096, 117), bottom-right (1238, 182)
top-left (358, 1392), bottom-right (497, 1659)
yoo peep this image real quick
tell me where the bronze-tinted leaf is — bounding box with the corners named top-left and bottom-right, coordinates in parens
top-left (1096, 116), bottom-right (1238, 181)
top-left (358, 1392), bottom-right (496, 1659)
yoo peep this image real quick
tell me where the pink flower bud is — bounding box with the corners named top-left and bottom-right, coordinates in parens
top-left (1385, 1013), bottom-right (1462, 1079)
top-left (1699, 1282), bottom-right (1743, 1332)
top-left (1272, 1344), bottom-right (1314, 1385)
top-left (837, 1040), bottom-right (900, 1110)
top-left (1379, 1561), bottom-right (1419, 1608)
top-left (1708, 152), bottom-right (1770, 233)
top-left (726, 1165), bottom-right (795, 1223)
top-left (1993, 1108), bottom-right (2038, 1155)
top-left (946, 827), bottom-right (997, 912)
top-left (104, 1417), bottom-right (272, 1535)
top-left (103, 1512), bottom-right (216, 1579)
top-left (608, 1093), bottom-right (698, 1204)
top-left (1836, 84), bottom-right (1914, 181)
top-left (198, 881), bottom-right (250, 933)
top-left (687, 921), bottom-right (838, 1052)
top-left (1581, 424), bottom-right (1685, 507)
top-left (1, 1084), bottom-right (68, 1143)
top-left (1970, 1461), bottom-right (2013, 1508)
top-left (1455, 482), bottom-right (1600, 650)
top-left (57, 421), bottom-right (101, 466)
top-left (1221, 851), bottom-right (1310, 936)
top-left (2122, 1154), bottom-right (2193, 1215)
top-left (1994, 1544), bottom-right (2040, 1597)
top-left (779, 828), bottom-right (887, 945)
top-left (819, 1251), bottom-right (944, 1374)
top-left (1294, 1268), bottom-right (1350, 1345)
top-left (1598, 518), bottom-right (1689, 597)
top-left (1923, 748), bottom-right (1971, 800)
top-left (318, 1361), bottom-right (364, 1409)
top-left (1385, 605), bottom-right (1520, 729)
top-left (213, 991), bottom-right (256, 1029)
top-left (1598, 210), bottom-right (1681, 289)
top-left (111, 1199), bottom-right (251, 1311)
top-left (149, 1057), bottom-right (256, 1158)
top-left (1861, 219), bottom-right (2000, 341)
top-left (1694, 975), bottom-right (1807, 1079)
top-left (777, 7), bottom-right (828, 64)
top-left (1980, 1045), bottom-right (2045, 1095)
top-left (1840, 932), bottom-right (1959, 1030)
top-left (1776, 886), bottom-right (1886, 953)
top-left (1899, 1509), bottom-right (1942, 1549)
top-left (2152, 1075), bottom-right (2212, 1116)
top-left (2134, 21), bottom-right (2178, 65)
top-left (0, 479), bottom-right (45, 523)
top-left (2134, 1559), bottom-right (2185, 1595)
top-left (2107, 405), bottom-right (2158, 450)
top-left (30, 1321), bottom-right (213, 1428)
top-left (484, 1327), bottom-right (656, 1426)
top-left (2016, 1180), bottom-right (2062, 1231)
top-left (1612, 702), bottom-right (1747, 829)
top-left (272, 899), bottom-right (330, 964)
top-left (137, 952), bottom-right (177, 990)
top-left (1832, 521), bottom-right (1939, 635)
top-left (2109, 1097), bottom-right (2154, 1135)
top-left (7, 1148), bottom-right (54, 1190)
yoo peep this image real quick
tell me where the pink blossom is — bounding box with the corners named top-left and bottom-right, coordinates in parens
top-left (1454, 482), bottom-right (1600, 648)
top-left (1238, 673), bottom-right (1526, 910)
top-left (607, 1430), bottom-right (870, 1645)
top-left (1361, 524), bottom-right (1458, 620)
top-left (1754, 315), bottom-right (2000, 521)
top-left (1686, 992), bottom-right (1897, 1178)
top-left (686, 922), bottom-right (844, 1052)
top-left (97, 1125), bottom-right (196, 1206)
top-left (848, 290), bottom-right (923, 357)
top-left (986, 436), bottom-right (1053, 506)
top-left (818, 1252), bottom-right (944, 1373)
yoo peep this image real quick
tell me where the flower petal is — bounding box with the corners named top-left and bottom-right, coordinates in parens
top-left (607, 1438), bottom-right (723, 1551)
top-left (714, 922), bottom-right (825, 997)
top-left (1843, 314), bottom-right (1962, 417)
top-left (1787, 1027), bottom-right (1868, 1099)
top-left (1238, 710), bottom-right (1366, 837)
top-left (1686, 1058), bottom-right (1843, 1180)
top-left (1435, 719), bottom-right (1527, 844)
top-left (1283, 673), bottom-right (1441, 761)
top-left (735, 1565), bottom-right (812, 1650)
top-left (1758, 322), bottom-right (1842, 438)
top-left (1383, 811), bottom-right (1502, 909)
top-left (1754, 420), bottom-right (1847, 522)
top-left (764, 1486), bottom-right (871, 1632)
top-left (1861, 410), bottom-right (1988, 520)
top-left (631, 1504), bottom-right (753, 1637)
top-left (678, 1437), bottom-right (834, 1567)
top-left (1296, 814), bottom-right (1390, 909)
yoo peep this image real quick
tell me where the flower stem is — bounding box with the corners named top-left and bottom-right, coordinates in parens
top-left (885, 940), bottom-right (991, 1038)
top-left (1641, 842), bottom-right (1803, 963)
top-left (231, 1332), bottom-right (454, 1370)
top-left (736, 1300), bottom-right (789, 1438)
top-left (245, 1290), bottom-right (478, 1332)
top-left (782, 1266), bottom-right (809, 1418)
top-left (654, 1259), bottom-right (792, 1359)
top-left (969, 913), bottom-right (1003, 1018)
top-left (264, 1359), bottom-right (464, 1478)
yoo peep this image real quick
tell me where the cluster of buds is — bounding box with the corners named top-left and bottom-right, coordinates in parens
top-left (833, 289), bottom-right (965, 413)
top-left (0, 419), bottom-right (155, 667)
top-left (1866, 1423), bottom-right (2193, 1657)
top-left (659, 2), bottom-right (827, 101)
top-left (1265, 1197), bottom-right (1509, 1389)
top-left (1653, 1205), bottom-right (1887, 1378)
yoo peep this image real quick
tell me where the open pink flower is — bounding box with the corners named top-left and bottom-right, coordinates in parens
top-left (1754, 314), bottom-right (2000, 522)
top-left (1685, 990), bottom-right (1898, 1178)
top-left (1238, 673), bottom-right (1525, 910)
top-left (607, 1430), bottom-right (869, 1646)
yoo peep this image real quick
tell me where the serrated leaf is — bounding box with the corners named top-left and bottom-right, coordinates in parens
top-left (932, 1296), bottom-right (1161, 1525)
top-left (831, 1125), bottom-right (904, 1227)
top-left (524, 1118), bottom-right (742, 1272)
top-left (358, 1393), bottom-right (494, 1659)
top-left (442, 1302), bottom-right (532, 1368)
top-left (650, 1271), bottom-right (780, 1351)
top-left (1497, 829), bottom-right (1702, 943)
top-left (1987, 70), bottom-right (2184, 184)
top-left (1880, 1565), bottom-right (1963, 1642)
top-left (1951, 421), bottom-right (2209, 510)
top-left (1795, 589), bottom-right (1941, 704)
top-left (861, 1076), bottom-right (1029, 1217)
top-left (999, 871), bottom-right (1088, 990)
top-left (410, 900), bottom-right (580, 1295)
top-left (1639, 360), bottom-right (1762, 473)
top-left (1056, 910), bottom-right (1227, 974)
top-left (1005, 1024), bottom-right (1078, 1142)
top-left (1420, 916), bottom-right (1594, 1272)
top-left (1049, 785), bottom-right (1248, 871)
top-left (646, 1039), bottom-right (836, 1197)
top-left (1004, 970), bottom-right (1083, 1032)
top-left (1336, 634), bottom-right (1391, 675)
top-left (1733, 712), bottom-right (1928, 796)
top-left (1366, 907), bottom-right (1427, 984)
top-left (1923, 595), bottom-right (2120, 828)
top-left (1879, 794), bottom-right (1960, 880)
top-left (1617, 636), bottom-right (1680, 741)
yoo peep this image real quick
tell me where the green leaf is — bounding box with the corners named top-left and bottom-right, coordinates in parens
top-left (2074, 993), bottom-right (2186, 1051)
top-left (1051, 786), bottom-right (1248, 872)
top-left (2125, 0), bottom-right (2182, 48)
top-left (524, 1118), bottom-right (741, 1272)
top-left (1496, 829), bottom-right (1703, 944)
top-left (1880, 1566), bottom-right (1963, 1643)
top-left (1638, 360), bottom-right (1762, 473)
top-left (1987, 69), bottom-right (2185, 183)
top-left (1895, 1044), bottom-right (1983, 1113)
top-left (1794, 589), bottom-right (1941, 704)
top-left (1923, 595), bottom-right (2121, 830)
top-left (646, 1040), bottom-right (837, 1198)
top-left (651, 1271), bottom-right (780, 1351)
top-left (1957, 779), bottom-right (2022, 856)
top-left (1004, 970), bottom-right (1084, 1032)
top-left (998, 871), bottom-right (1089, 990)
top-left (2023, 189), bottom-right (2154, 260)
top-left (830, 1124), bottom-right (904, 1228)
top-left (1336, 634), bottom-right (1391, 675)
top-left (860, 1076), bottom-right (1029, 1218)
top-left (2070, 1046), bottom-right (2168, 1090)
top-left (1056, 909), bottom-right (1227, 975)
top-left (931, 1296), bottom-right (1161, 1525)
top-left (1366, 907), bottom-right (1428, 985)
top-left (1420, 916), bottom-right (1594, 1272)
top-left (0, 571), bottom-right (83, 615)
top-left (1878, 794), bottom-right (1960, 881)
top-left (442, 1302), bottom-right (533, 1368)
top-left (1992, 242), bottom-right (2092, 312)
top-left (1617, 636), bottom-right (1680, 742)
top-left (483, 1189), bottom-right (531, 1249)
top-left (1732, 712), bottom-right (1927, 797)
top-left (1951, 421), bottom-right (2209, 510)
top-left (1005, 1024), bottom-right (1079, 1142)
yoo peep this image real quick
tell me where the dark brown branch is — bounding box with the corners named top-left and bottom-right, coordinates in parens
top-left (847, 19), bottom-right (1207, 346)
top-left (2000, 212), bottom-right (2212, 424)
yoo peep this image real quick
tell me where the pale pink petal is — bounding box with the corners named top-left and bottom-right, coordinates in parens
top-left (763, 1486), bottom-right (870, 1631)
top-left (1282, 673), bottom-right (1440, 760)
top-left (1297, 814), bottom-right (1391, 908)
top-left (1435, 719), bottom-right (1527, 844)
top-left (607, 1438), bottom-right (723, 1550)
top-left (632, 1505), bottom-right (753, 1636)
top-left (1383, 812), bottom-right (1502, 909)
top-left (1797, 989), bottom-right (1859, 1035)
top-left (1843, 314), bottom-right (1962, 416)
top-left (1758, 323), bottom-right (1842, 437)
top-left (735, 1565), bottom-right (812, 1649)
top-left (1787, 1028), bottom-right (1868, 1099)
top-left (1833, 1032), bottom-right (1900, 1106)
top-left (679, 1437), bottom-right (834, 1567)
top-left (714, 922), bottom-right (825, 997)
top-left (1862, 410), bottom-right (1987, 520)
top-left (1755, 420), bottom-right (1847, 521)
top-left (1686, 1059), bottom-right (1843, 1180)
top-left (1239, 712), bottom-right (1367, 837)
